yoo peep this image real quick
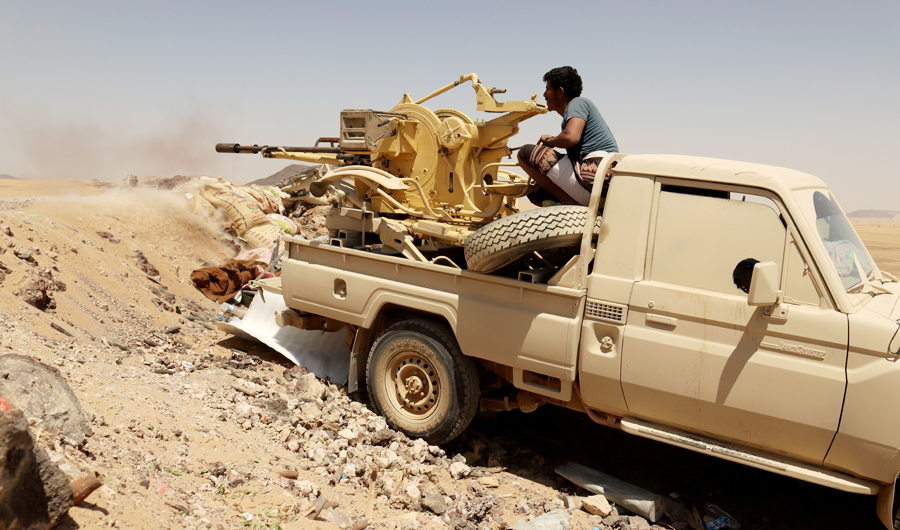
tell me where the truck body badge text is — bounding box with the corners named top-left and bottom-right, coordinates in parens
top-left (760, 341), bottom-right (826, 360)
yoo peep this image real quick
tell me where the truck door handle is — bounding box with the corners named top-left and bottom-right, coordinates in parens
top-left (647, 314), bottom-right (677, 327)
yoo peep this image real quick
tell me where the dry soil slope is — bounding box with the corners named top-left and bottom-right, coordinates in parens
top-left (0, 190), bottom-right (234, 344)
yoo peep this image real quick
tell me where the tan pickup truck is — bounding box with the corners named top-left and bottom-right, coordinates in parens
top-left (259, 153), bottom-right (900, 528)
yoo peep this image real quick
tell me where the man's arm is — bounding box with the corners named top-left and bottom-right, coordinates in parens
top-left (541, 117), bottom-right (585, 148)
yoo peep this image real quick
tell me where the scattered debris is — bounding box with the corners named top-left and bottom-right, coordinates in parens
top-left (582, 494), bottom-right (613, 516)
top-left (134, 249), bottom-right (159, 277)
top-left (421, 489), bottom-right (448, 515)
top-left (96, 231), bottom-right (120, 244)
top-left (150, 284), bottom-right (175, 304)
top-left (71, 471), bottom-right (103, 506)
top-left (700, 504), bottom-right (741, 529)
top-left (18, 271), bottom-right (66, 310)
top-left (14, 247), bottom-right (37, 263)
top-left (556, 462), bottom-right (665, 522)
top-left (50, 322), bottom-right (74, 337)
top-left (0, 261), bottom-right (11, 283)
top-left (512, 509), bottom-right (571, 530)
top-left (478, 476), bottom-right (500, 488)
top-left (306, 493), bottom-right (329, 520)
top-left (190, 260), bottom-right (261, 304)
top-left (277, 469), bottom-right (299, 480)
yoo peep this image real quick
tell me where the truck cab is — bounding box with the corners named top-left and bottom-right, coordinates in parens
top-left (580, 154), bottom-right (900, 528)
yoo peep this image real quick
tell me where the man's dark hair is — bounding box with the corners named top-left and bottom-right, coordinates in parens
top-left (543, 66), bottom-right (583, 98)
top-left (732, 258), bottom-right (760, 294)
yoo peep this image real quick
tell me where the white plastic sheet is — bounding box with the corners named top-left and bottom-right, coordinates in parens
top-left (216, 293), bottom-right (351, 383)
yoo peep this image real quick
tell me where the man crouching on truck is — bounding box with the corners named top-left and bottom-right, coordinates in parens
top-left (518, 66), bottom-right (619, 206)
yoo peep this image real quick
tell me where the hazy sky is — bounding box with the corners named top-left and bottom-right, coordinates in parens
top-left (2, 1), bottom-right (898, 211)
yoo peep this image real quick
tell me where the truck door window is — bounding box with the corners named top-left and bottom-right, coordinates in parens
top-left (650, 187), bottom-right (786, 295)
top-left (727, 192), bottom-right (822, 306)
top-left (793, 188), bottom-right (875, 292)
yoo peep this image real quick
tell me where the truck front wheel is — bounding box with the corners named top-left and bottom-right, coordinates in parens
top-left (366, 319), bottom-right (478, 444)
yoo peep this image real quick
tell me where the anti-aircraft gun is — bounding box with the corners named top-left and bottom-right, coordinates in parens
top-left (217, 74), bottom-right (547, 265)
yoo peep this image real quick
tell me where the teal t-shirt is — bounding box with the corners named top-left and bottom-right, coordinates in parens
top-left (562, 97), bottom-right (618, 161)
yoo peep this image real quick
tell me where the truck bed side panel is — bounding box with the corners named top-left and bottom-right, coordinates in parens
top-left (281, 241), bottom-right (584, 383)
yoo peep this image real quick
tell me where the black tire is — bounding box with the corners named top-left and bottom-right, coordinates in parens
top-left (464, 206), bottom-right (601, 273)
top-left (893, 485), bottom-right (900, 530)
top-left (366, 319), bottom-right (479, 444)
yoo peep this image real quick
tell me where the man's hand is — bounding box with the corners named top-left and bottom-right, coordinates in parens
top-left (539, 117), bottom-right (585, 149)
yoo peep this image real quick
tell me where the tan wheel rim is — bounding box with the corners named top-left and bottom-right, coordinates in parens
top-left (383, 339), bottom-right (441, 421)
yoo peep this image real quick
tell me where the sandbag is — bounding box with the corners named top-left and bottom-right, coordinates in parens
top-left (267, 213), bottom-right (299, 235)
top-left (241, 185), bottom-right (287, 214)
top-left (200, 183), bottom-right (270, 235)
top-left (243, 222), bottom-right (284, 251)
top-left (187, 192), bottom-right (218, 218)
top-left (234, 247), bottom-right (275, 265)
top-left (261, 186), bottom-right (288, 213)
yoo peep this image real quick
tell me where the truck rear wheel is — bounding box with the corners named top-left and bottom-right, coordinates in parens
top-left (464, 205), bottom-right (601, 273)
top-left (366, 319), bottom-right (478, 445)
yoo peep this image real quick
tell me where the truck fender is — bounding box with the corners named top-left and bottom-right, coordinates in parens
top-left (360, 291), bottom-right (458, 331)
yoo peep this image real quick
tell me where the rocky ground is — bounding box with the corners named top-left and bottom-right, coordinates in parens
top-left (0, 186), bottom-right (625, 530)
top-left (0, 182), bottom-right (895, 530)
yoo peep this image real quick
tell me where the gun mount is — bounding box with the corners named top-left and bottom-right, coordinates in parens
top-left (219, 73), bottom-right (547, 263)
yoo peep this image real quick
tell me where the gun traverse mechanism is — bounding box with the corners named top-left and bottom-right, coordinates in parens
top-left (218, 73), bottom-right (547, 263)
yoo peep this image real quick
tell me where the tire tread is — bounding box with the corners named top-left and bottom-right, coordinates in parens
top-left (366, 319), bottom-right (478, 444)
top-left (464, 206), bottom-right (601, 273)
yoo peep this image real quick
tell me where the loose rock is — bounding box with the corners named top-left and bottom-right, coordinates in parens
top-left (295, 372), bottom-right (327, 400)
top-left (583, 494), bottom-right (613, 516)
top-left (0, 410), bottom-right (73, 529)
top-left (0, 354), bottom-right (93, 446)
top-left (449, 461), bottom-right (470, 479)
top-left (421, 489), bottom-right (448, 515)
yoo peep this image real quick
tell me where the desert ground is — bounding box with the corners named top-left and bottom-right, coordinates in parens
top-left (2, 178), bottom-right (898, 530)
top-left (853, 220), bottom-right (900, 277)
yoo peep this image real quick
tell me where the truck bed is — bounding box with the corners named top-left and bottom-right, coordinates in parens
top-left (279, 236), bottom-right (585, 397)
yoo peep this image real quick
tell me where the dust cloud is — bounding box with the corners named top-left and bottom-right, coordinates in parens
top-left (42, 185), bottom-right (230, 247)
top-left (9, 110), bottom-right (262, 182)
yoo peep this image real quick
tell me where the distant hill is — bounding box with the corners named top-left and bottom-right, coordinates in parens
top-left (0, 174), bottom-right (18, 180)
top-left (848, 209), bottom-right (900, 219)
top-left (248, 164), bottom-right (317, 187)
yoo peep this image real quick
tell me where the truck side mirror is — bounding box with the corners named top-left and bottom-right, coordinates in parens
top-left (747, 261), bottom-right (779, 306)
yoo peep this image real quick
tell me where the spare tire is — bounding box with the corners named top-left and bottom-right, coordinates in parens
top-left (464, 206), bottom-right (601, 273)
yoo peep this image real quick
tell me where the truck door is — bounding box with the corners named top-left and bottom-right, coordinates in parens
top-left (621, 182), bottom-right (847, 465)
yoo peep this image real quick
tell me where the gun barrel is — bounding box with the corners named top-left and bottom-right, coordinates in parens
top-left (215, 143), bottom-right (345, 154)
